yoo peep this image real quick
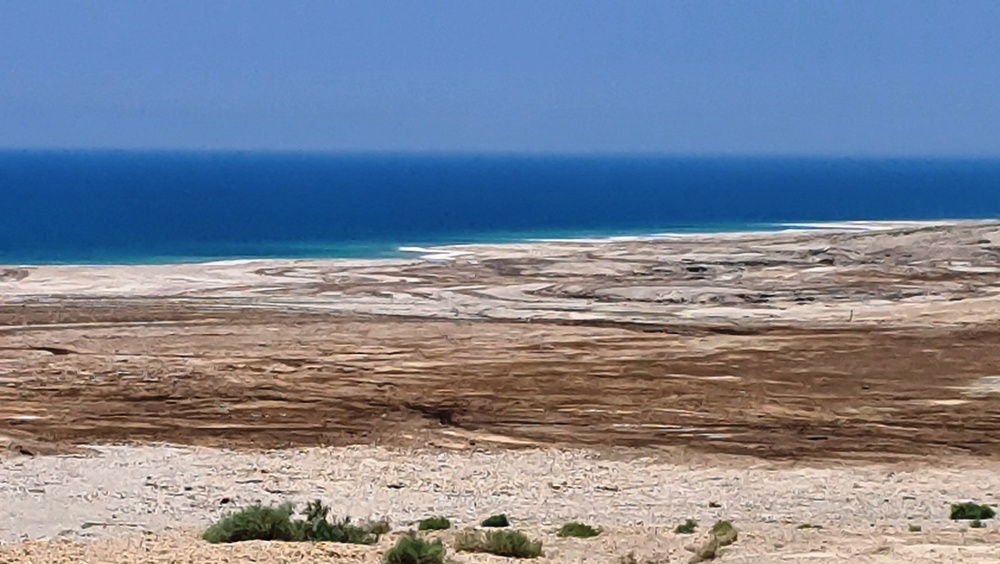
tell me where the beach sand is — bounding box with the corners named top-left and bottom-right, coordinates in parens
top-left (3, 220), bottom-right (1000, 561)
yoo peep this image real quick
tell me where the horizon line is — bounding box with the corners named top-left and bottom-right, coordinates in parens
top-left (3, 147), bottom-right (1000, 161)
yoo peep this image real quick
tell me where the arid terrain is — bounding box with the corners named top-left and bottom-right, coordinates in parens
top-left (3, 221), bottom-right (1000, 562)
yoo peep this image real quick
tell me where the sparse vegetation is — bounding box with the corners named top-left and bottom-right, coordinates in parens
top-left (686, 520), bottom-right (739, 563)
top-left (202, 500), bottom-right (377, 544)
top-left (710, 520), bottom-right (737, 546)
top-left (971, 519), bottom-right (986, 529)
top-left (688, 536), bottom-right (720, 564)
top-left (797, 523), bottom-right (823, 530)
top-left (481, 514), bottom-right (511, 528)
top-left (557, 522), bottom-right (601, 538)
top-left (368, 519), bottom-right (392, 537)
top-left (674, 519), bottom-right (698, 534)
top-left (455, 529), bottom-right (543, 558)
top-left (203, 503), bottom-right (301, 543)
top-left (908, 524), bottom-right (922, 533)
top-left (417, 516), bottom-right (452, 531)
top-left (383, 533), bottom-right (446, 564)
top-left (951, 502), bottom-right (996, 520)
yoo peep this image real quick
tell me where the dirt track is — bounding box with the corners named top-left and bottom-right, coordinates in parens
top-left (3, 221), bottom-right (1000, 460)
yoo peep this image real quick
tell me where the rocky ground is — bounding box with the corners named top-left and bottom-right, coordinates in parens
top-left (2, 445), bottom-right (1000, 562)
top-left (3, 221), bottom-right (1000, 561)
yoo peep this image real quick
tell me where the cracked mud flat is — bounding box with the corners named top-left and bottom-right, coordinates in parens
top-left (3, 221), bottom-right (1000, 561)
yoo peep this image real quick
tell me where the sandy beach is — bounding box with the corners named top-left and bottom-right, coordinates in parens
top-left (3, 220), bottom-right (1000, 562)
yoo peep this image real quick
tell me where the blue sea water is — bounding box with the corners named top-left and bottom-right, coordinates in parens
top-left (1, 151), bottom-right (1000, 265)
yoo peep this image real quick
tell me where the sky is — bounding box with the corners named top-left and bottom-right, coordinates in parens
top-left (1, 1), bottom-right (999, 155)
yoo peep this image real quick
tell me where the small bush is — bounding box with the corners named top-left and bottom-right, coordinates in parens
top-left (203, 503), bottom-right (300, 543)
top-left (797, 523), bottom-right (823, 530)
top-left (971, 519), bottom-right (986, 529)
top-left (455, 529), bottom-right (543, 558)
top-left (481, 514), bottom-right (511, 528)
top-left (454, 531), bottom-right (480, 551)
top-left (417, 516), bottom-right (452, 531)
top-left (383, 533), bottom-right (446, 564)
top-left (674, 519), bottom-right (697, 534)
top-left (368, 519), bottom-right (392, 537)
top-left (299, 500), bottom-right (376, 543)
top-left (202, 500), bottom-right (377, 545)
top-left (688, 536), bottom-right (720, 563)
top-left (684, 521), bottom-right (738, 564)
top-left (908, 524), bottom-right (922, 533)
top-left (710, 520), bottom-right (737, 546)
top-left (951, 502), bottom-right (996, 520)
top-left (489, 530), bottom-right (544, 558)
top-left (557, 522), bottom-right (601, 538)
top-left (306, 516), bottom-right (376, 544)
top-left (304, 499), bottom-right (328, 522)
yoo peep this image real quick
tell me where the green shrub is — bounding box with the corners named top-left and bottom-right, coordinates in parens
top-left (951, 502), bottom-right (996, 520)
top-left (417, 516), bottom-right (452, 531)
top-left (304, 499), bottom-right (328, 522)
top-left (971, 519), bottom-right (986, 529)
top-left (454, 530), bottom-right (478, 551)
top-left (203, 503), bottom-right (301, 543)
top-left (710, 520), bottom-right (737, 546)
top-left (368, 519), bottom-right (392, 537)
top-left (486, 530), bottom-right (544, 558)
top-left (202, 500), bottom-right (377, 545)
top-left (557, 522), bottom-right (601, 538)
top-left (689, 536), bottom-right (721, 563)
top-left (908, 524), bottom-right (922, 533)
top-left (455, 529), bottom-right (543, 558)
top-left (481, 514), bottom-right (511, 528)
top-left (297, 501), bottom-right (375, 543)
top-left (383, 533), bottom-right (446, 564)
top-left (674, 519), bottom-right (697, 534)
top-left (306, 515), bottom-right (376, 544)
top-left (797, 523), bottom-right (823, 530)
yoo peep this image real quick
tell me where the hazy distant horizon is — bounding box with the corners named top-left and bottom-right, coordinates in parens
top-left (4, 147), bottom-right (1000, 161)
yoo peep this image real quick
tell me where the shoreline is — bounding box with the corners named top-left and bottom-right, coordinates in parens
top-left (6, 219), bottom-right (1000, 331)
top-left (4, 220), bottom-right (1000, 457)
top-left (2, 218), bottom-right (994, 268)
top-left (4, 219), bottom-right (1000, 561)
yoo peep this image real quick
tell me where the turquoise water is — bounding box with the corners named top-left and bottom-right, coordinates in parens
top-left (1, 151), bottom-right (999, 264)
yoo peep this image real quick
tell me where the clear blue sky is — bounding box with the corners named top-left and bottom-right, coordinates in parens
top-left (2, 1), bottom-right (998, 155)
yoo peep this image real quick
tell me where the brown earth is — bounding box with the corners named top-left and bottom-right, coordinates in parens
top-left (3, 221), bottom-right (1000, 460)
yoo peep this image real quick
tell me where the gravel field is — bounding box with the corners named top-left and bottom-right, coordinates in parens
top-left (2, 445), bottom-right (1000, 562)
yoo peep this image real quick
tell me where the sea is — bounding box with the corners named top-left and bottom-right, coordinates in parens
top-left (1, 151), bottom-right (999, 265)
